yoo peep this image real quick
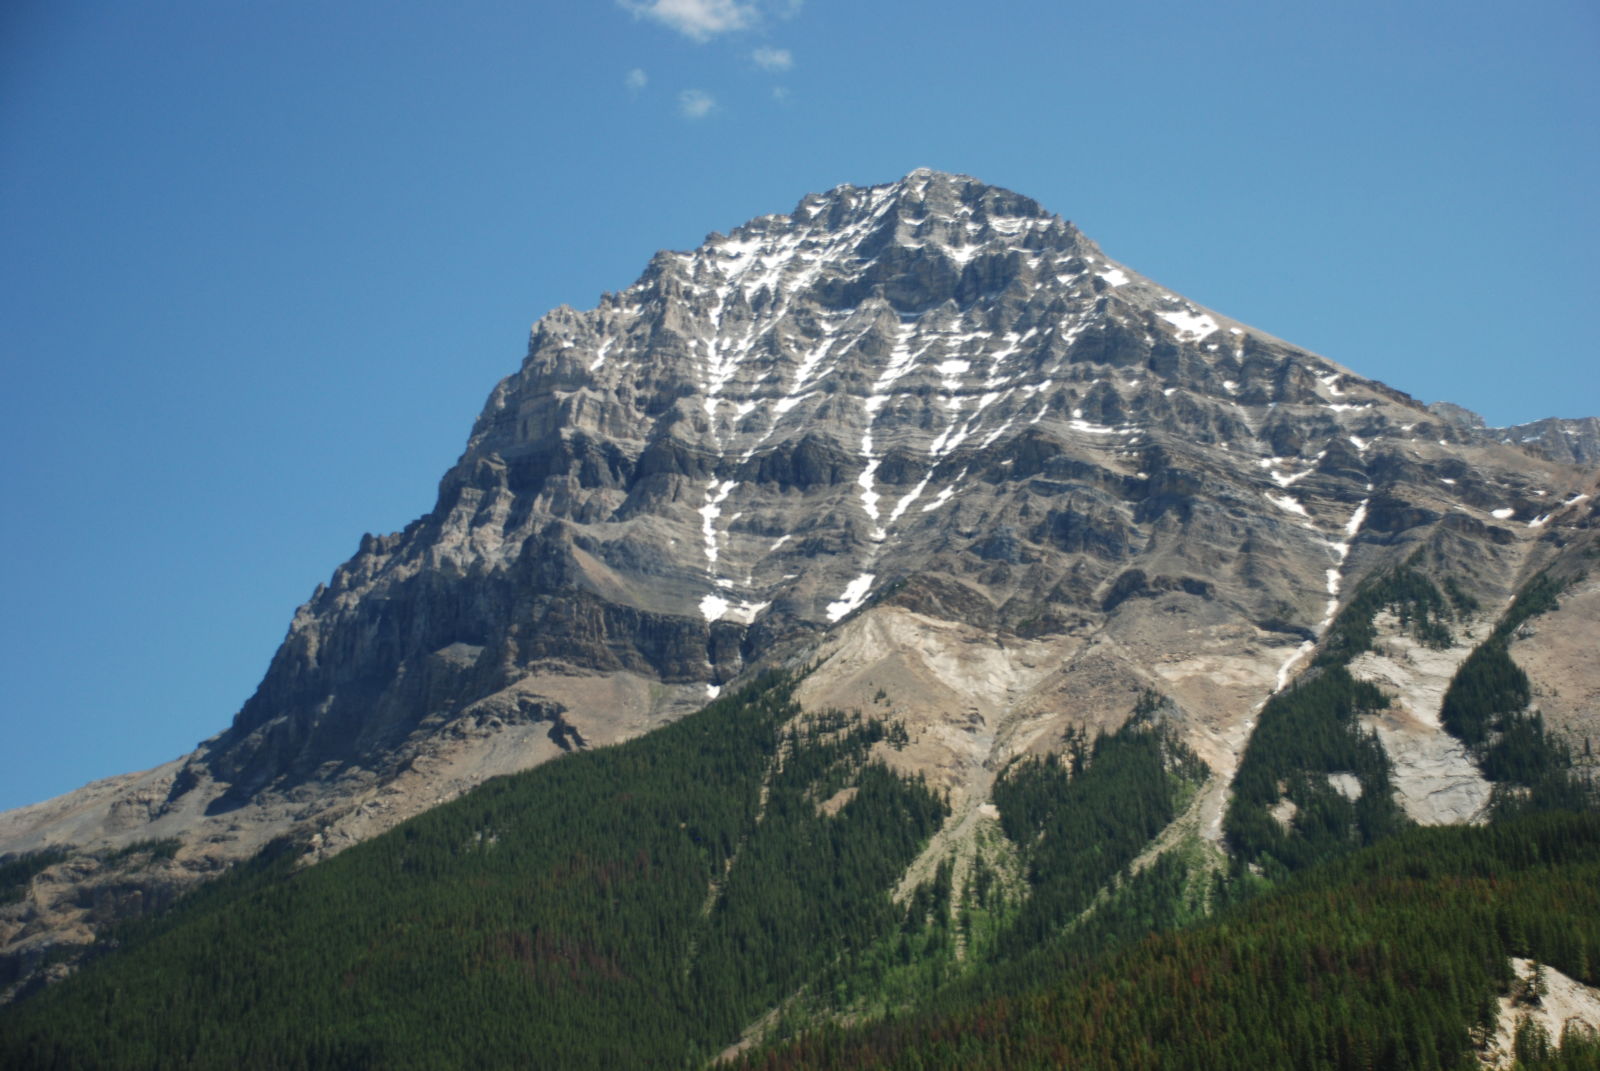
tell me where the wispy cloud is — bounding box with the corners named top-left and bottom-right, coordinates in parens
top-left (625, 68), bottom-right (648, 91)
top-left (678, 89), bottom-right (717, 119)
top-left (751, 47), bottom-right (792, 72)
top-left (620, 0), bottom-right (756, 41)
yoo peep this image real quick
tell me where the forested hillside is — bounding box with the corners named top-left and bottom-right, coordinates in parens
top-left (725, 565), bottom-right (1600, 1070)
top-left (0, 677), bottom-right (1219, 1069)
top-left (738, 813), bottom-right (1600, 1070)
top-left (4, 562), bottom-right (1595, 1068)
top-left (0, 674), bottom-right (946, 1069)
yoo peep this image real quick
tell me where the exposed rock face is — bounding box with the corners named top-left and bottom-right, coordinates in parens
top-left (1434, 403), bottom-right (1600, 468)
top-left (1508, 495), bottom-right (1600, 757)
top-left (3, 169), bottom-right (1596, 993)
top-left (1349, 613), bottom-right (1493, 826)
top-left (1480, 958), bottom-right (1600, 1070)
top-left (1493, 416), bottom-right (1600, 468)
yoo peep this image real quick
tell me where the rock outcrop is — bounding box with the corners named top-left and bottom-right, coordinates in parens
top-left (1494, 416), bottom-right (1600, 468)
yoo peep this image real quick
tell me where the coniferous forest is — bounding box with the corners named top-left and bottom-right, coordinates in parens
top-left (2, 566), bottom-right (1597, 1068)
top-left (0, 675), bottom-right (948, 1068)
top-left (736, 813), bottom-right (1600, 1071)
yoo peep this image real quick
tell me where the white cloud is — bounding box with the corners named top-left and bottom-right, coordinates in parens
top-left (678, 89), bottom-right (717, 118)
top-left (625, 68), bottom-right (648, 91)
top-left (772, 86), bottom-right (790, 102)
top-left (620, 0), bottom-right (756, 41)
top-left (751, 47), bottom-right (792, 72)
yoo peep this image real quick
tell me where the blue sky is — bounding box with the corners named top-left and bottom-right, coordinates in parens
top-left (2, 0), bottom-right (1596, 812)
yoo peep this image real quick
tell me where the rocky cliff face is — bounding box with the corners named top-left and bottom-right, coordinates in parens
top-left (4, 169), bottom-right (1597, 997)
top-left (1496, 416), bottom-right (1600, 468)
top-left (1431, 403), bottom-right (1600, 468)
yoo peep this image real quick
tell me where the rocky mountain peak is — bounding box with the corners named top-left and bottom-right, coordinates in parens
top-left (4, 174), bottom-right (1595, 998)
top-left (791, 169), bottom-right (1063, 248)
top-left (174, 171), bottom-right (1593, 808)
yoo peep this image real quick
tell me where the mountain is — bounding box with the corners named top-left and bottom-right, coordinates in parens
top-left (1431, 403), bottom-right (1600, 468)
top-left (1495, 416), bottom-right (1600, 468)
top-left (4, 169), bottom-right (1598, 1007)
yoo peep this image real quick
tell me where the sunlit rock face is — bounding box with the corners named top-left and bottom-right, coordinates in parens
top-left (4, 170), bottom-right (1595, 999)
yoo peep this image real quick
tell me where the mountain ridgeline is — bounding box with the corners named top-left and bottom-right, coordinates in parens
top-left (3, 170), bottom-right (1598, 1065)
top-left (102, 170), bottom-right (1600, 832)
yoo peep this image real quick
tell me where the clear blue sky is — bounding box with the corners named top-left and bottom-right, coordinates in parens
top-left (2, 1), bottom-right (1596, 812)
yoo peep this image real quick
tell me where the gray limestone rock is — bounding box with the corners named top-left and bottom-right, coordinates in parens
top-left (4, 169), bottom-right (1596, 997)
top-left (1494, 416), bottom-right (1600, 467)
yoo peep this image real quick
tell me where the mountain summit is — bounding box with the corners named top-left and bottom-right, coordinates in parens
top-left (3, 171), bottom-right (1596, 996)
